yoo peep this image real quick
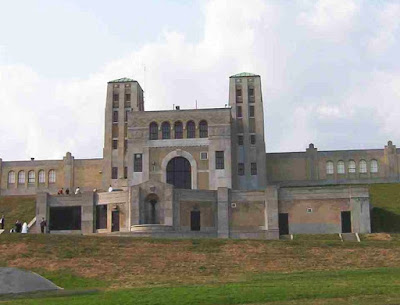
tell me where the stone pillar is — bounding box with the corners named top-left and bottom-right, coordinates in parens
top-left (265, 185), bottom-right (279, 239)
top-left (131, 186), bottom-right (140, 226)
top-left (164, 187), bottom-right (173, 226)
top-left (217, 187), bottom-right (230, 238)
top-left (350, 194), bottom-right (371, 234)
top-left (306, 143), bottom-right (319, 181)
top-left (80, 192), bottom-right (95, 234)
top-left (36, 192), bottom-right (49, 233)
top-left (384, 141), bottom-right (398, 179)
top-left (63, 152), bottom-right (74, 191)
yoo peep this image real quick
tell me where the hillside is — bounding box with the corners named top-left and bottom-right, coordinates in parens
top-left (0, 196), bottom-right (36, 232)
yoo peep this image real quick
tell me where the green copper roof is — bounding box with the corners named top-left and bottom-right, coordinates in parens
top-left (108, 77), bottom-right (136, 83)
top-left (230, 72), bottom-right (259, 78)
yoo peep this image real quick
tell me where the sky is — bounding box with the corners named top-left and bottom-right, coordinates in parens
top-left (1, 0), bottom-right (400, 161)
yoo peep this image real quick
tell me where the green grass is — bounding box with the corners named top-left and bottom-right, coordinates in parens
top-left (2, 268), bottom-right (400, 305)
top-left (0, 196), bottom-right (36, 232)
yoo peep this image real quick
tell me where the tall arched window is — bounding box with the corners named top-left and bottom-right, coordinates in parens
top-left (18, 171), bottom-right (25, 184)
top-left (187, 121), bottom-right (195, 138)
top-left (28, 171), bottom-right (35, 184)
top-left (8, 171), bottom-right (15, 184)
top-left (348, 160), bottom-right (356, 173)
top-left (38, 170), bottom-right (45, 184)
top-left (359, 160), bottom-right (367, 173)
top-left (326, 161), bottom-right (334, 175)
top-left (49, 170), bottom-right (56, 184)
top-left (149, 122), bottom-right (158, 140)
top-left (337, 161), bottom-right (345, 174)
top-left (199, 120), bottom-right (208, 138)
top-left (371, 160), bottom-right (378, 173)
top-left (162, 122), bottom-right (170, 139)
top-left (174, 121), bottom-right (183, 139)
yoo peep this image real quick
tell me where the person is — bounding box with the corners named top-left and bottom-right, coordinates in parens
top-left (57, 188), bottom-right (64, 195)
top-left (40, 218), bottom-right (47, 234)
top-left (21, 222), bottom-right (28, 234)
top-left (65, 188), bottom-right (70, 195)
top-left (108, 185), bottom-right (113, 192)
top-left (15, 220), bottom-right (22, 233)
top-left (0, 215), bottom-right (4, 230)
top-left (75, 187), bottom-right (81, 195)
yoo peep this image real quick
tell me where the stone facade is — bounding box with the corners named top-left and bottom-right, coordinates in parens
top-left (0, 73), bottom-right (386, 238)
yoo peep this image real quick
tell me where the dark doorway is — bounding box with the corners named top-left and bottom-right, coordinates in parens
top-left (166, 157), bottom-right (191, 189)
top-left (191, 211), bottom-right (200, 231)
top-left (279, 213), bottom-right (289, 235)
top-left (341, 211), bottom-right (352, 233)
top-left (96, 205), bottom-right (107, 230)
top-left (150, 199), bottom-right (157, 224)
top-left (112, 210), bottom-right (120, 232)
top-left (49, 206), bottom-right (81, 230)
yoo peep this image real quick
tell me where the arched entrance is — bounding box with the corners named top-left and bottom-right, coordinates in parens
top-left (166, 157), bottom-right (191, 189)
top-left (144, 194), bottom-right (160, 224)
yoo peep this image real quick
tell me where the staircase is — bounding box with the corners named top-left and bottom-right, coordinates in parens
top-left (340, 233), bottom-right (360, 242)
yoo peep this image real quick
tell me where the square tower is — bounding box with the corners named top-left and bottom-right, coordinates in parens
top-left (102, 78), bottom-right (144, 189)
top-left (229, 73), bottom-right (266, 190)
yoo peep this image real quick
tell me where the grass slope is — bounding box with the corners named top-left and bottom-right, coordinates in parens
top-left (0, 196), bottom-right (36, 232)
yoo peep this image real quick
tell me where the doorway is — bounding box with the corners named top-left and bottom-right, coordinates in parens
top-left (341, 211), bottom-right (351, 233)
top-left (190, 211), bottom-right (200, 231)
top-left (112, 210), bottom-right (120, 232)
top-left (279, 213), bottom-right (289, 235)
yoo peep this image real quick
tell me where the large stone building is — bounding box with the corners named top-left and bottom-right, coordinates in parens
top-left (3, 72), bottom-right (394, 238)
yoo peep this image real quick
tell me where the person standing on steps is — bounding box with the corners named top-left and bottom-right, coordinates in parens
top-left (75, 187), bottom-right (81, 195)
top-left (0, 215), bottom-right (4, 230)
top-left (40, 217), bottom-right (47, 234)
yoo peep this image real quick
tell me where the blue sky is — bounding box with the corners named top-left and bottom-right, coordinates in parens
top-left (1, 0), bottom-right (400, 160)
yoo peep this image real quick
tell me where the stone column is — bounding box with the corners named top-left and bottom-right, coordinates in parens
top-left (131, 186), bottom-right (140, 226)
top-left (265, 185), bottom-right (279, 239)
top-left (350, 195), bottom-right (371, 234)
top-left (217, 187), bottom-right (230, 238)
top-left (36, 192), bottom-right (49, 233)
top-left (63, 152), bottom-right (74, 191)
top-left (80, 192), bottom-right (95, 234)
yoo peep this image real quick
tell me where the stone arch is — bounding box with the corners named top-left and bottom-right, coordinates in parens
top-left (161, 149), bottom-right (197, 189)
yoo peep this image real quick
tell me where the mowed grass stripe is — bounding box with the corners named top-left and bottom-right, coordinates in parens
top-left (3, 268), bottom-right (400, 305)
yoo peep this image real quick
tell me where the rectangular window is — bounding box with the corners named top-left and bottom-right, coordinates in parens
top-left (249, 105), bottom-right (255, 117)
top-left (125, 110), bottom-right (129, 122)
top-left (250, 134), bottom-right (256, 145)
top-left (236, 87), bottom-right (242, 103)
top-left (112, 167), bottom-right (118, 179)
top-left (251, 163), bottom-right (257, 175)
top-left (237, 106), bottom-right (242, 118)
top-left (236, 88), bottom-right (242, 97)
top-left (134, 154), bottom-right (143, 172)
top-left (50, 206), bottom-right (81, 230)
top-left (124, 166), bottom-right (128, 179)
top-left (248, 88), bottom-right (254, 96)
top-left (112, 139), bottom-right (118, 149)
top-left (125, 93), bottom-right (131, 102)
top-left (200, 152), bottom-right (208, 160)
top-left (238, 135), bottom-right (243, 146)
top-left (113, 93), bottom-right (119, 102)
top-left (113, 111), bottom-right (118, 123)
top-left (124, 139), bottom-right (128, 152)
top-left (248, 87), bottom-right (255, 103)
top-left (238, 163), bottom-right (245, 176)
top-left (215, 151), bottom-right (224, 169)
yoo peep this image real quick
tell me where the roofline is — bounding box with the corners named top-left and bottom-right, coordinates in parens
top-left (142, 107), bottom-right (232, 113)
top-left (229, 74), bottom-right (260, 78)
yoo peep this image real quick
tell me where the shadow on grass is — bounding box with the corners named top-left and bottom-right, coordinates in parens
top-left (371, 207), bottom-right (400, 233)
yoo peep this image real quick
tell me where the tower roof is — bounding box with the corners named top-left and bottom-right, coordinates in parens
top-left (108, 77), bottom-right (136, 83)
top-left (230, 72), bottom-right (259, 78)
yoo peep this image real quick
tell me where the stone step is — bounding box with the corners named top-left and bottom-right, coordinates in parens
top-left (341, 233), bottom-right (359, 242)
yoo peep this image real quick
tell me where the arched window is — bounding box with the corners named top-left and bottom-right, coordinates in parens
top-left (162, 122), bottom-right (170, 139)
top-left (371, 160), bottom-right (378, 173)
top-left (199, 120), bottom-right (208, 138)
top-left (18, 171), bottom-right (25, 184)
top-left (49, 170), bottom-right (56, 184)
top-left (8, 171), bottom-right (15, 184)
top-left (337, 161), bottom-right (345, 174)
top-left (174, 121), bottom-right (183, 139)
top-left (326, 161), bottom-right (334, 175)
top-left (348, 160), bottom-right (356, 173)
top-left (187, 121), bottom-right (195, 138)
top-left (28, 171), bottom-right (35, 184)
top-left (359, 160), bottom-right (367, 173)
top-left (38, 170), bottom-right (45, 184)
top-left (149, 122), bottom-right (158, 140)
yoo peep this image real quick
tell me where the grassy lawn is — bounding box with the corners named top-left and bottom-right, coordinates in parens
top-left (0, 196), bottom-right (36, 232)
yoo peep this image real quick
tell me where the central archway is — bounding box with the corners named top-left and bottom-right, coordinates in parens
top-left (166, 157), bottom-right (191, 189)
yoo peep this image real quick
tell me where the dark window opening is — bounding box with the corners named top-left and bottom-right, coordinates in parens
top-left (191, 211), bottom-right (201, 231)
top-left (113, 93), bottom-right (119, 102)
top-left (238, 135), bottom-right (243, 146)
top-left (187, 121), bottom-right (195, 138)
top-left (125, 110), bottom-right (129, 122)
top-left (112, 140), bottom-right (118, 150)
top-left (124, 166), bottom-right (128, 179)
top-left (341, 211), bottom-right (352, 233)
top-left (113, 111), bottom-right (118, 123)
top-left (237, 106), bottom-right (242, 118)
top-left (174, 121), bottom-right (183, 139)
top-left (134, 154), bottom-right (143, 172)
top-left (249, 105), bottom-right (255, 117)
top-left (112, 167), bottom-right (118, 179)
top-left (238, 163), bottom-right (245, 176)
top-left (279, 213), bottom-right (289, 235)
top-left (251, 162), bottom-right (257, 175)
top-left (112, 210), bottom-right (120, 232)
top-left (216, 151), bottom-right (224, 169)
top-left (96, 205), bottom-right (107, 230)
top-left (162, 122), bottom-right (170, 139)
top-left (166, 157), bottom-right (191, 189)
top-left (50, 206), bottom-right (81, 230)
top-left (125, 93), bottom-right (131, 101)
top-left (199, 120), bottom-right (208, 138)
top-left (149, 122), bottom-right (158, 140)
top-left (250, 134), bottom-right (256, 145)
